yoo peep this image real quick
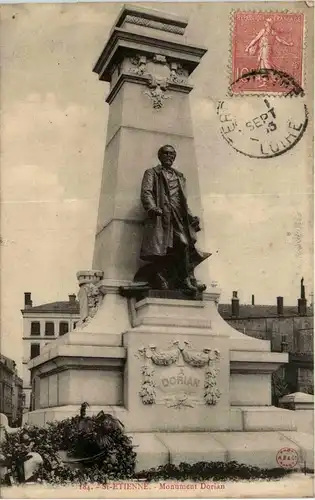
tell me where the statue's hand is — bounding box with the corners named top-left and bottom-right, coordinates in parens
top-left (149, 207), bottom-right (163, 216)
top-left (191, 216), bottom-right (200, 231)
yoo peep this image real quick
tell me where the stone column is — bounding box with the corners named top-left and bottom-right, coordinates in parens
top-left (92, 5), bottom-right (209, 283)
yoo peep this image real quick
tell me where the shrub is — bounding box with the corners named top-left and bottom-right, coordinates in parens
top-left (1, 411), bottom-right (136, 484)
top-left (135, 461), bottom-right (293, 482)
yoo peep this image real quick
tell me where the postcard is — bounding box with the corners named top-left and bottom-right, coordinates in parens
top-left (0, 1), bottom-right (313, 498)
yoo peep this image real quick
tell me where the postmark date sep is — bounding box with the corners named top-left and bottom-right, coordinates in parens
top-left (246, 101), bottom-right (277, 134)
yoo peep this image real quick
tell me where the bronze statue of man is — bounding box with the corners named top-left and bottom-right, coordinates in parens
top-left (135, 145), bottom-right (210, 293)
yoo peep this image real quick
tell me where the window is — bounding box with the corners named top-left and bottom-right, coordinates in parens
top-left (30, 322), bottom-right (40, 336)
top-left (45, 322), bottom-right (55, 336)
top-left (30, 343), bottom-right (40, 359)
top-left (59, 322), bottom-right (69, 336)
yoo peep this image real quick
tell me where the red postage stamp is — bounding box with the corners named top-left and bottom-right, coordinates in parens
top-left (231, 11), bottom-right (304, 94)
top-left (276, 447), bottom-right (299, 469)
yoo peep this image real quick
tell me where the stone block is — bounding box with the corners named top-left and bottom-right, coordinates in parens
top-left (279, 392), bottom-right (314, 410)
top-left (67, 369), bottom-right (123, 406)
top-left (34, 350), bottom-right (125, 409)
top-left (63, 331), bottom-right (123, 348)
top-left (122, 330), bottom-right (230, 432)
top-left (48, 373), bottom-right (58, 407)
top-left (240, 406), bottom-right (297, 431)
top-left (293, 410), bottom-right (314, 434)
top-left (134, 297), bottom-right (212, 330)
top-left (229, 408), bottom-right (243, 431)
top-left (23, 410), bottom-right (46, 427)
top-left (127, 433), bottom-right (169, 472)
top-left (29, 340), bottom-right (126, 373)
top-left (58, 371), bottom-right (70, 406)
top-left (23, 405), bottom-right (117, 426)
top-left (158, 433), bottom-right (227, 465)
top-left (280, 431), bottom-right (314, 469)
top-left (39, 377), bottom-right (49, 408)
top-left (230, 373), bottom-right (271, 406)
top-left (212, 431), bottom-right (302, 469)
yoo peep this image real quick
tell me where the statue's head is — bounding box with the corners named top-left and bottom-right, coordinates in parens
top-left (158, 145), bottom-right (176, 168)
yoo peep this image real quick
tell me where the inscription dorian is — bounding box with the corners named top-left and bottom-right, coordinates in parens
top-left (161, 375), bottom-right (200, 388)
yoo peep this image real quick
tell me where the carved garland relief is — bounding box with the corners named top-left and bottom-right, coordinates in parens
top-left (128, 54), bottom-right (188, 109)
top-left (137, 341), bottom-right (221, 408)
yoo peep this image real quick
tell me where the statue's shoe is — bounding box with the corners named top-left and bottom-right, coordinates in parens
top-left (182, 277), bottom-right (198, 293)
top-left (189, 275), bottom-right (207, 293)
top-left (195, 281), bottom-right (207, 292)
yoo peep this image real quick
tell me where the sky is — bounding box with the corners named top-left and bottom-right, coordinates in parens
top-left (0, 1), bottom-right (313, 374)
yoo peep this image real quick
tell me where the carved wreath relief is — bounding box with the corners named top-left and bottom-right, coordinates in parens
top-left (128, 53), bottom-right (188, 109)
top-left (137, 341), bottom-right (221, 408)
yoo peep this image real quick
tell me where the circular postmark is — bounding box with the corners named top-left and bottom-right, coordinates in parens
top-left (218, 68), bottom-right (308, 159)
top-left (217, 98), bottom-right (308, 159)
top-left (276, 447), bottom-right (299, 469)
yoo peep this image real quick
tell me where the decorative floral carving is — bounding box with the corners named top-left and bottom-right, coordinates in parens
top-left (152, 54), bottom-right (167, 65)
top-left (127, 54), bottom-right (189, 109)
top-left (138, 341), bottom-right (180, 366)
top-left (125, 53), bottom-right (190, 109)
top-left (181, 341), bottom-right (212, 367)
top-left (204, 350), bottom-right (221, 405)
top-left (165, 394), bottom-right (194, 409)
top-left (76, 271), bottom-right (107, 329)
top-left (137, 341), bottom-right (221, 406)
top-left (139, 365), bottom-right (156, 404)
top-left (144, 75), bottom-right (170, 109)
top-left (150, 343), bottom-right (180, 365)
top-left (129, 55), bottom-right (147, 76)
top-left (169, 62), bottom-right (187, 84)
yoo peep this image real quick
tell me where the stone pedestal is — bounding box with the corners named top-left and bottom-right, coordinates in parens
top-left (26, 287), bottom-right (313, 469)
top-left (25, 5), bottom-right (313, 471)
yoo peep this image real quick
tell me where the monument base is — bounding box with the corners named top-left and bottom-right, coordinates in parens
top-left (23, 406), bottom-right (313, 471)
top-left (25, 286), bottom-right (313, 471)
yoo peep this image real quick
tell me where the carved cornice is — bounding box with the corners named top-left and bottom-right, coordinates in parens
top-left (93, 28), bottom-right (207, 82)
top-left (28, 346), bottom-right (126, 373)
top-left (115, 4), bottom-right (188, 33)
top-left (230, 350), bottom-right (288, 374)
top-left (124, 14), bottom-right (186, 35)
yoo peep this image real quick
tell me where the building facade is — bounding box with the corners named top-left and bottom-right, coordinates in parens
top-left (21, 292), bottom-right (80, 410)
top-left (218, 281), bottom-right (314, 398)
top-left (0, 354), bottom-right (24, 426)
